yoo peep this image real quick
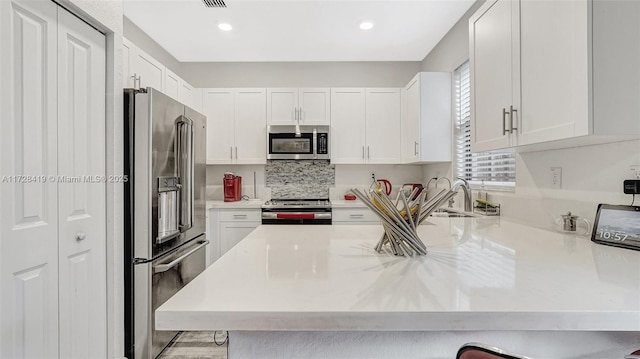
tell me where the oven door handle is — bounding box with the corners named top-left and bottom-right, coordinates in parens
top-left (262, 212), bottom-right (332, 220)
top-left (153, 240), bottom-right (209, 273)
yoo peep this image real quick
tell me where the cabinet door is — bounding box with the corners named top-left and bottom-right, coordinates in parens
top-left (203, 89), bottom-right (235, 164)
top-left (519, 0), bottom-right (588, 145)
top-left (235, 89), bottom-right (266, 164)
top-left (180, 81), bottom-right (199, 111)
top-left (164, 68), bottom-right (180, 100)
top-left (206, 209), bottom-right (221, 266)
top-left (220, 222), bottom-right (259, 254)
top-left (469, 0), bottom-right (517, 152)
top-left (57, 8), bottom-right (107, 358)
top-left (267, 88), bottom-right (297, 125)
top-left (299, 88), bottom-right (330, 125)
top-left (130, 45), bottom-right (164, 91)
top-left (330, 89), bottom-right (366, 164)
top-left (122, 38), bottom-right (134, 88)
top-left (0, 1), bottom-right (60, 357)
top-left (403, 76), bottom-right (421, 162)
top-left (365, 89), bottom-right (401, 163)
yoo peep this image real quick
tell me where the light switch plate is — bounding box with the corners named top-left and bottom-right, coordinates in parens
top-left (550, 167), bottom-right (562, 189)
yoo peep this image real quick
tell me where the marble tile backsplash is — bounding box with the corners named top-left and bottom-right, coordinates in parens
top-left (266, 160), bottom-right (335, 199)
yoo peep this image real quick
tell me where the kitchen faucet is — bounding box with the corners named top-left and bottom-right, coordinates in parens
top-left (451, 177), bottom-right (473, 212)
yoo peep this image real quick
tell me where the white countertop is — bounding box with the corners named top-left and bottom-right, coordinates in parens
top-left (330, 199), bottom-right (368, 208)
top-left (206, 199), bottom-right (264, 210)
top-left (156, 218), bottom-right (640, 332)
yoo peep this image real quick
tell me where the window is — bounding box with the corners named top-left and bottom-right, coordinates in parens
top-left (454, 61), bottom-right (516, 189)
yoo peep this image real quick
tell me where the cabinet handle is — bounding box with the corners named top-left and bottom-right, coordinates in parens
top-left (349, 214), bottom-right (364, 218)
top-left (362, 146), bottom-right (365, 159)
top-left (367, 146), bottom-right (370, 159)
top-left (76, 232), bottom-right (86, 241)
top-left (502, 108), bottom-right (509, 135)
top-left (131, 73), bottom-right (140, 89)
top-left (414, 141), bottom-right (419, 156)
top-left (230, 146), bottom-right (233, 160)
top-left (510, 105), bottom-right (518, 133)
top-left (233, 214), bottom-right (247, 219)
top-left (235, 146), bottom-right (238, 159)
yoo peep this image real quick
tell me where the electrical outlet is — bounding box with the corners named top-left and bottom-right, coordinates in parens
top-left (631, 165), bottom-right (640, 179)
top-left (550, 167), bottom-right (562, 189)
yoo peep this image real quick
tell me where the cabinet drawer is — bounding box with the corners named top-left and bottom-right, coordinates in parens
top-left (333, 208), bottom-right (378, 222)
top-left (219, 209), bottom-right (261, 222)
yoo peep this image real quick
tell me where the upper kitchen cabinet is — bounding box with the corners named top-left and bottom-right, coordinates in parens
top-left (203, 88), bottom-right (266, 164)
top-left (123, 38), bottom-right (202, 111)
top-left (331, 88), bottom-right (401, 164)
top-left (469, 0), bottom-right (518, 152)
top-left (122, 38), bottom-right (164, 91)
top-left (267, 88), bottom-right (330, 125)
top-left (402, 72), bottom-right (452, 163)
top-left (470, 0), bottom-right (640, 153)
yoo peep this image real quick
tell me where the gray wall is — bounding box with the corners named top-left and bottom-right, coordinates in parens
top-left (181, 61), bottom-right (421, 88)
top-left (420, 0), bottom-right (486, 72)
top-left (123, 16), bottom-right (186, 78)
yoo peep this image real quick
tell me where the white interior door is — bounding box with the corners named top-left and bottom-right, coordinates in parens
top-left (56, 7), bottom-right (107, 358)
top-left (0, 0), bottom-right (60, 357)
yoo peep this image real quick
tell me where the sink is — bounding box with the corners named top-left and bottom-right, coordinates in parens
top-left (431, 209), bottom-right (475, 218)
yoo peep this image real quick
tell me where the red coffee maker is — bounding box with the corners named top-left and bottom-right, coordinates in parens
top-left (223, 172), bottom-right (242, 202)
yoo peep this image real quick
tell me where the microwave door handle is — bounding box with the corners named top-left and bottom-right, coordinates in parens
top-left (176, 115), bottom-right (194, 232)
top-left (313, 129), bottom-right (318, 159)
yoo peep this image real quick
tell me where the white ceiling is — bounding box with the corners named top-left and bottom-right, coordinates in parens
top-left (123, 0), bottom-right (475, 62)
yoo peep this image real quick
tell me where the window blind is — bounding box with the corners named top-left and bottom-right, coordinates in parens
top-left (454, 61), bottom-right (516, 187)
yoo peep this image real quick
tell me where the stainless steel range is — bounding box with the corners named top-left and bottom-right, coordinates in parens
top-left (261, 199), bottom-right (332, 224)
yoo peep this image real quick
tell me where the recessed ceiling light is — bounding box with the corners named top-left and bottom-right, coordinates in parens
top-left (218, 23), bottom-right (233, 31)
top-left (359, 21), bottom-right (374, 30)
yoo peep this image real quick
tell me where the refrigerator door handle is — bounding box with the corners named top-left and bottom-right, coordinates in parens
top-left (176, 115), bottom-right (194, 232)
top-left (153, 240), bottom-right (209, 273)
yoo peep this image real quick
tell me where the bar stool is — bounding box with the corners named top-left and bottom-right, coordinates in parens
top-left (456, 343), bottom-right (532, 359)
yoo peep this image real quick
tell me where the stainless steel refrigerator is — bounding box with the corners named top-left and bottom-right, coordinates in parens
top-left (124, 88), bottom-right (208, 359)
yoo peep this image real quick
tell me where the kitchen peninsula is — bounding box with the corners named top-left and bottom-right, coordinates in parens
top-left (156, 218), bottom-right (640, 358)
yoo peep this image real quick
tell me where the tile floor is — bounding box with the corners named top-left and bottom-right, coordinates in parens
top-left (157, 331), bottom-right (228, 359)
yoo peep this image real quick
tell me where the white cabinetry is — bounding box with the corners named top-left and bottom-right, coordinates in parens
top-left (469, 0), bottom-right (518, 151)
top-left (203, 88), bottom-right (267, 164)
top-left (207, 209), bottom-right (260, 266)
top-left (1, 1), bottom-right (107, 357)
top-left (122, 38), bottom-right (202, 112)
top-left (331, 88), bottom-right (401, 164)
top-left (402, 73), bottom-right (452, 163)
top-left (123, 37), bottom-right (164, 91)
top-left (267, 88), bottom-right (330, 125)
top-left (469, 0), bottom-right (640, 152)
top-left (333, 208), bottom-right (378, 225)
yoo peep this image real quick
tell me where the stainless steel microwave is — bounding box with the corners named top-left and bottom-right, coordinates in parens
top-left (267, 125), bottom-right (330, 160)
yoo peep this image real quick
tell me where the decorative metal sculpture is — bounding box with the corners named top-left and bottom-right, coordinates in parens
top-left (350, 185), bottom-right (458, 256)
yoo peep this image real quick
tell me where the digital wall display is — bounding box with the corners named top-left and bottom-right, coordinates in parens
top-left (591, 204), bottom-right (640, 251)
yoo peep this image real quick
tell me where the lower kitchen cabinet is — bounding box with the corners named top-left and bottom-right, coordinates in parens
top-left (206, 208), bottom-right (260, 266)
top-left (333, 207), bottom-right (379, 225)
